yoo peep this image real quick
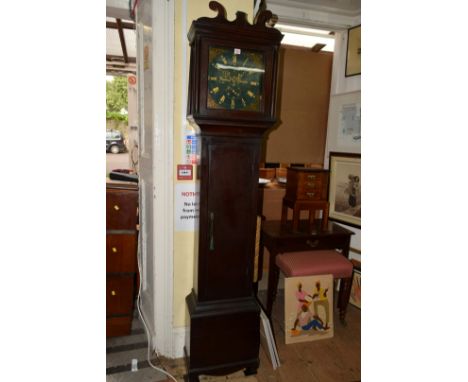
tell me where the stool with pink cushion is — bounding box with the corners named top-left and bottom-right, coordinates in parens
top-left (275, 249), bottom-right (354, 323)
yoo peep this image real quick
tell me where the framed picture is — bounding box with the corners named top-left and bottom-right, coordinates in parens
top-left (345, 25), bottom-right (361, 77)
top-left (284, 274), bottom-right (334, 344)
top-left (328, 152), bottom-right (361, 227)
top-left (327, 91), bottom-right (361, 152)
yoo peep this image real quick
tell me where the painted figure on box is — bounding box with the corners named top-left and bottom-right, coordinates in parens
top-left (285, 275), bottom-right (334, 344)
top-left (292, 304), bottom-right (329, 332)
top-left (294, 283), bottom-right (311, 311)
top-left (312, 280), bottom-right (330, 328)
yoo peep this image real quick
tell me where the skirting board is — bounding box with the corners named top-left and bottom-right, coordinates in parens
top-left (172, 326), bottom-right (188, 359)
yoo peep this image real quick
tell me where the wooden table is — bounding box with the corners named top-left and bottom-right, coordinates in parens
top-left (259, 219), bottom-right (354, 320)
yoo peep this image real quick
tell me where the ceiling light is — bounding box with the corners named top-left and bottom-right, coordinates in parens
top-left (276, 23), bottom-right (331, 36)
top-left (281, 32), bottom-right (335, 52)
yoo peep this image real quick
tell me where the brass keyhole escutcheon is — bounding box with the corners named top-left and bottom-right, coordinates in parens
top-left (111, 290), bottom-right (116, 296)
top-left (112, 247), bottom-right (117, 253)
top-left (114, 205), bottom-right (120, 211)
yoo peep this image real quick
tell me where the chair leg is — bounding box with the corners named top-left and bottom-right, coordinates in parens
top-left (281, 202), bottom-right (288, 226)
top-left (266, 256), bottom-right (281, 318)
top-left (321, 202), bottom-right (329, 230)
top-left (338, 277), bottom-right (353, 324)
top-left (308, 209), bottom-right (315, 229)
top-left (292, 206), bottom-right (300, 231)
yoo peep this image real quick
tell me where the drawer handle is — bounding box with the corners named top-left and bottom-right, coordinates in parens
top-left (307, 192), bottom-right (315, 198)
top-left (114, 205), bottom-right (120, 211)
top-left (307, 175), bottom-right (316, 180)
top-left (306, 182), bottom-right (315, 187)
top-left (111, 290), bottom-right (116, 296)
top-left (112, 247), bottom-right (117, 253)
top-left (306, 240), bottom-right (319, 248)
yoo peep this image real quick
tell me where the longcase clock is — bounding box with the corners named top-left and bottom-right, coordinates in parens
top-left (184, 3), bottom-right (283, 381)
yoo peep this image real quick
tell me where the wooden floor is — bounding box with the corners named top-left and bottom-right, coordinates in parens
top-left (154, 289), bottom-right (361, 382)
top-left (255, 289), bottom-right (361, 382)
top-left (106, 284), bottom-right (360, 381)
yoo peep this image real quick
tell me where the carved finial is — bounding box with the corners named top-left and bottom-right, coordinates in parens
top-left (209, 1), bottom-right (227, 20)
top-left (255, 10), bottom-right (273, 26)
top-left (267, 14), bottom-right (278, 27)
top-left (234, 11), bottom-right (249, 25)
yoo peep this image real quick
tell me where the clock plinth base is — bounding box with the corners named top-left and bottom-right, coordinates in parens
top-left (184, 290), bottom-right (260, 382)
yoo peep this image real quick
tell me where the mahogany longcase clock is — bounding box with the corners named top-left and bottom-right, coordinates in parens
top-left (184, 3), bottom-right (283, 381)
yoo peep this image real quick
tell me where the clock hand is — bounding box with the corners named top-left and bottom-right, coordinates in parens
top-left (214, 63), bottom-right (265, 73)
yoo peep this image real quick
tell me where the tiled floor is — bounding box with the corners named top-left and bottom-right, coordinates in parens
top-left (106, 313), bottom-right (175, 382)
top-left (107, 289), bottom-right (360, 382)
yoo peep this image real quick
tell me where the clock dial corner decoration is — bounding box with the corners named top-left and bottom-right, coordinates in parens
top-left (207, 46), bottom-right (265, 112)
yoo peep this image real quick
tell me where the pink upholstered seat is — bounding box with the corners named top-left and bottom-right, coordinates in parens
top-left (275, 250), bottom-right (353, 279)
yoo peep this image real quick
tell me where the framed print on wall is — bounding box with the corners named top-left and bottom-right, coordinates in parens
top-left (328, 152), bottom-right (361, 227)
top-left (326, 91), bottom-right (361, 153)
top-left (345, 25), bottom-right (361, 77)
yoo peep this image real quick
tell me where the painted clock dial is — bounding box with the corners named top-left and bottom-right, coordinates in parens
top-left (207, 46), bottom-right (265, 112)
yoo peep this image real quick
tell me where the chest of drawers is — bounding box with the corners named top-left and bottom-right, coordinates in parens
top-left (106, 182), bottom-right (138, 337)
top-left (282, 168), bottom-right (330, 231)
top-left (285, 168), bottom-right (329, 201)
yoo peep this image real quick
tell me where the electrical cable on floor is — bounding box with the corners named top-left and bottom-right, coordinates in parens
top-left (136, 225), bottom-right (178, 382)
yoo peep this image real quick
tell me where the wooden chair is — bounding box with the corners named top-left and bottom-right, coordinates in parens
top-left (275, 250), bottom-right (354, 323)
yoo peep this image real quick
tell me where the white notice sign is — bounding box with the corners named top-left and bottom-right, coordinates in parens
top-left (175, 183), bottom-right (200, 231)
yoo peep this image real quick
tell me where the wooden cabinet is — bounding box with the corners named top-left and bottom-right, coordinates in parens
top-left (106, 234), bottom-right (137, 273)
top-left (285, 168), bottom-right (329, 201)
top-left (106, 182), bottom-right (138, 337)
top-left (106, 275), bottom-right (135, 315)
top-left (106, 187), bottom-right (139, 230)
top-left (282, 168), bottom-right (330, 231)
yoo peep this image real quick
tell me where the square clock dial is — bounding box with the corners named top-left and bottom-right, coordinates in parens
top-left (207, 46), bottom-right (265, 112)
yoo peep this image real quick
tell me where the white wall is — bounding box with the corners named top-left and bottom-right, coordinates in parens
top-left (330, 30), bottom-right (361, 96)
top-left (325, 25), bottom-right (361, 261)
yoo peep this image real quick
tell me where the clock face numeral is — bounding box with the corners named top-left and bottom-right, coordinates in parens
top-left (207, 47), bottom-right (265, 111)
